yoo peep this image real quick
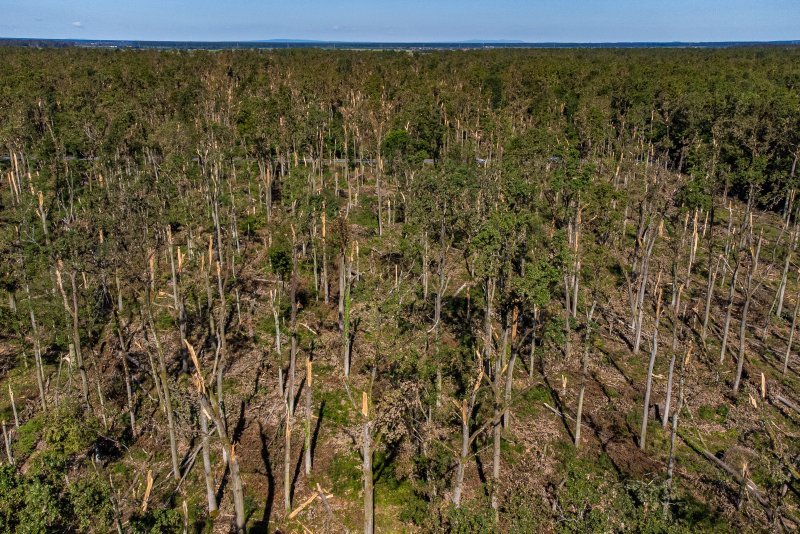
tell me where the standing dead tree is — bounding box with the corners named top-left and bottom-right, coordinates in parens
top-left (184, 340), bottom-right (246, 532)
top-left (640, 286), bottom-right (663, 450)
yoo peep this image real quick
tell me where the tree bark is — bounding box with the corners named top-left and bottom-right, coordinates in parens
top-left (640, 290), bottom-right (662, 450)
top-left (575, 302), bottom-right (596, 447)
top-left (199, 407), bottom-right (219, 516)
top-left (783, 280), bottom-right (800, 374)
top-left (663, 347), bottom-right (688, 519)
top-left (145, 292), bottom-right (181, 482)
top-left (734, 236), bottom-right (761, 394)
top-left (362, 392), bottom-right (374, 534)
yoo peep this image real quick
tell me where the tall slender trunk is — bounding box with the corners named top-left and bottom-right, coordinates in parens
top-left (214, 261), bottom-right (228, 435)
top-left (640, 290), bottom-right (662, 450)
top-left (702, 256), bottom-right (722, 341)
top-left (304, 356), bottom-right (313, 475)
top-left (663, 347), bottom-right (688, 519)
top-left (167, 226), bottom-right (188, 373)
top-left (662, 351), bottom-right (676, 429)
top-left (734, 237), bottom-right (761, 394)
top-left (284, 244), bottom-right (299, 512)
top-left (25, 283), bottom-right (47, 412)
top-left (633, 219), bottom-right (660, 354)
top-left (563, 274), bottom-right (572, 360)
top-left (145, 292), bottom-right (181, 482)
top-left (775, 231), bottom-right (795, 318)
top-left (59, 270), bottom-right (90, 409)
top-left (199, 407), bottom-right (218, 516)
top-left (340, 254), bottom-right (352, 377)
top-left (185, 341), bottom-right (245, 531)
top-left (491, 403), bottom-right (501, 515)
top-left (575, 302), bottom-right (596, 447)
top-left (720, 256), bottom-right (742, 364)
top-left (784, 281), bottom-right (800, 374)
top-left (362, 393), bottom-right (374, 534)
top-left (502, 308), bottom-right (519, 428)
top-left (284, 402), bottom-right (293, 513)
top-left (453, 400), bottom-right (470, 508)
top-left (112, 310), bottom-right (135, 437)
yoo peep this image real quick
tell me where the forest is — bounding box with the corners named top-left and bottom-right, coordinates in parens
top-left (1, 46), bottom-right (800, 532)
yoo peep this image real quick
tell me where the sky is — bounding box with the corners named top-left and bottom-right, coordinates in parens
top-left (1, 0), bottom-right (798, 43)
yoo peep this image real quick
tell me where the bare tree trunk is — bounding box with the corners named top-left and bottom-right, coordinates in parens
top-left (775, 230), bottom-right (796, 318)
top-left (491, 403), bottom-right (501, 515)
top-left (199, 407), bottom-right (218, 516)
top-left (2, 421), bottom-right (12, 464)
top-left (285, 241), bottom-right (299, 513)
top-left (433, 231), bottom-right (448, 331)
top-left (640, 289), bottom-right (662, 450)
top-left (185, 341), bottom-right (245, 532)
top-left (8, 384), bottom-right (19, 429)
top-left (167, 226), bottom-right (188, 373)
top-left (662, 351), bottom-right (676, 430)
top-left (734, 236), bottom-right (762, 394)
top-left (376, 173), bottom-right (383, 237)
top-left (575, 302), bottom-right (596, 447)
top-left (145, 292), bottom-right (181, 482)
top-left (57, 269), bottom-right (90, 409)
top-left (502, 307), bottom-right (519, 428)
top-left (289, 243), bottom-right (298, 416)
top-left (214, 261), bottom-right (228, 435)
top-left (25, 283), bottom-right (47, 412)
top-left (340, 254), bottom-right (352, 377)
top-left (719, 256), bottom-right (741, 364)
top-left (284, 402), bottom-right (293, 513)
top-left (631, 216), bottom-right (659, 355)
top-left (663, 346), bottom-right (688, 519)
top-left (784, 279), bottom-right (800, 374)
top-left (304, 356), bottom-right (313, 475)
top-left (321, 207), bottom-right (329, 303)
top-left (423, 232), bottom-right (429, 300)
top-left (362, 393), bottom-right (374, 534)
top-left (702, 255), bottom-right (722, 342)
top-left (563, 274), bottom-right (572, 360)
top-left (453, 369), bottom-right (482, 508)
top-left (453, 401), bottom-right (470, 508)
top-left (529, 306), bottom-right (538, 379)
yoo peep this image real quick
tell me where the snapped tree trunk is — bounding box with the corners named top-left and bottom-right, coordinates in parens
top-left (453, 369), bottom-right (483, 508)
top-left (185, 341), bottom-right (245, 532)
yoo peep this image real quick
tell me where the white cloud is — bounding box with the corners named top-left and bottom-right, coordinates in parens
top-left (72, 21), bottom-right (83, 28)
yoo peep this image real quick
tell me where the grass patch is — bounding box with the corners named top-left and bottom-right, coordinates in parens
top-left (318, 388), bottom-right (353, 426)
top-left (328, 452), bottom-right (361, 495)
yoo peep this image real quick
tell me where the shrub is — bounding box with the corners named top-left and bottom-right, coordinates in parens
top-left (129, 507), bottom-right (183, 533)
top-left (68, 474), bottom-right (115, 532)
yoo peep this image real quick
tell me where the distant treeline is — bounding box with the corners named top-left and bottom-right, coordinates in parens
top-left (3, 38), bottom-right (800, 50)
top-left (2, 47), bottom-right (798, 203)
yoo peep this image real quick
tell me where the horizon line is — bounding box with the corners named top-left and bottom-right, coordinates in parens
top-left (2, 37), bottom-right (800, 47)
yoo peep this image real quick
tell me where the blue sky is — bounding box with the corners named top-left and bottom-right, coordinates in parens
top-left (1, 0), bottom-right (798, 42)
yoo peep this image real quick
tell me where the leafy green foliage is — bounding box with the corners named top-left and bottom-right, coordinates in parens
top-left (129, 507), bottom-right (183, 533)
